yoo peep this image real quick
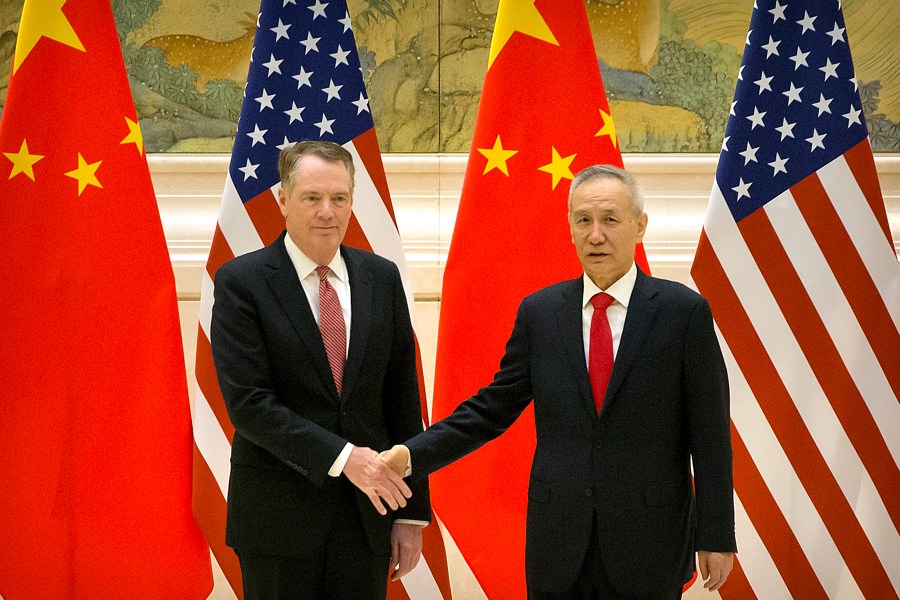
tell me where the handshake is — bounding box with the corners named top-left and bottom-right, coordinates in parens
top-left (343, 444), bottom-right (412, 515)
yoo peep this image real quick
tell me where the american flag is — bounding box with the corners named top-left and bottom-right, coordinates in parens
top-left (190, 1), bottom-right (452, 598)
top-left (690, 1), bottom-right (899, 598)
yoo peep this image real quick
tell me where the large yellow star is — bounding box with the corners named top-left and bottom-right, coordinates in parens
top-left (488, 0), bottom-right (559, 69)
top-left (121, 117), bottom-right (144, 156)
top-left (3, 139), bottom-right (44, 181)
top-left (13, 0), bottom-right (85, 74)
top-left (595, 108), bottom-right (618, 149)
top-left (477, 135), bottom-right (518, 176)
top-left (65, 153), bottom-right (102, 196)
top-left (537, 146), bottom-right (576, 190)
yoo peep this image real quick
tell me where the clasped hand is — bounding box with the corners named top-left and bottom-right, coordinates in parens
top-left (343, 446), bottom-right (423, 581)
top-left (379, 444), bottom-right (410, 477)
top-left (343, 446), bottom-right (411, 515)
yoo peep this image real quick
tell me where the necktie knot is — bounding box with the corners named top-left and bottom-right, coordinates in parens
top-left (315, 265), bottom-right (330, 282)
top-left (591, 292), bottom-right (614, 311)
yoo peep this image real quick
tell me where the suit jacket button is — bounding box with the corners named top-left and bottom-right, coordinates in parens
top-left (585, 488), bottom-right (594, 497)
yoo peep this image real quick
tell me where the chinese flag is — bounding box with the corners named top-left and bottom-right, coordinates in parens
top-left (0, 0), bottom-right (212, 597)
top-left (429, 0), bottom-right (648, 597)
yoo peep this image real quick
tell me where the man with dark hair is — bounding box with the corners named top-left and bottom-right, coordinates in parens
top-left (211, 140), bottom-right (430, 599)
top-left (383, 164), bottom-right (736, 599)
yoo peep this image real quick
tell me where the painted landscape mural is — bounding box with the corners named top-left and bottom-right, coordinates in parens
top-left (0, 0), bottom-right (896, 153)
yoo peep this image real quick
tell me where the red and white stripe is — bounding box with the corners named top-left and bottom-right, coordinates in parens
top-left (191, 137), bottom-right (453, 600)
top-left (691, 139), bottom-right (900, 600)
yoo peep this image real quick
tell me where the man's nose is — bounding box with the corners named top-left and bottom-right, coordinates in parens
top-left (318, 197), bottom-right (336, 217)
top-left (588, 223), bottom-right (605, 244)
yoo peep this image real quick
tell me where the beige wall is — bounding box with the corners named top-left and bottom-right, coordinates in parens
top-left (156, 153), bottom-right (900, 408)
top-left (154, 153), bottom-right (899, 599)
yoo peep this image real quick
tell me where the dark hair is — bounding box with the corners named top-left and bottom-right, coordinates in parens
top-left (278, 140), bottom-right (355, 192)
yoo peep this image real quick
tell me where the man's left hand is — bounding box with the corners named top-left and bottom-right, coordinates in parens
top-left (389, 522), bottom-right (423, 581)
top-left (698, 551), bottom-right (734, 592)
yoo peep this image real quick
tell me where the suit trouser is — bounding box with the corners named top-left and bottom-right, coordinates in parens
top-left (237, 485), bottom-right (391, 600)
top-left (528, 510), bottom-right (682, 600)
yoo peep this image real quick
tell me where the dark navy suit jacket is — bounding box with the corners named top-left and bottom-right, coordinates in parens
top-left (407, 268), bottom-right (735, 595)
top-left (211, 232), bottom-right (430, 558)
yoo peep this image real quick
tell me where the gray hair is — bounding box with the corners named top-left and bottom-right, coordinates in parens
top-left (568, 164), bottom-right (644, 216)
top-left (278, 140), bottom-right (355, 193)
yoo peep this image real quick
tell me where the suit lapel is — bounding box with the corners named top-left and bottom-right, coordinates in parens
top-left (340, 247), bottom-right (372, 402)
top-left (264, 234), bottom-right (337, 400)
top-left (602, 269), bottom-right (659, 414)
top-left (558, 278), bottom-right (598, 420)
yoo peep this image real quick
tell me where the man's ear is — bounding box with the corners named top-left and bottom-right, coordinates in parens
top-left (636, 212), bottom-right (648, 242)
top-left (277, 186), bottom-right (288, 217)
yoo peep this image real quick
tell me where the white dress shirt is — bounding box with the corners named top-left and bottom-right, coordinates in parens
top-left (283, 234), bottom-right (351, 352)
top-left (580, 263), bottom-right (638, 368)
top-left (283, 236), bottom-right (355, 477)
top-left (284, 237), bottom-right (428, 527)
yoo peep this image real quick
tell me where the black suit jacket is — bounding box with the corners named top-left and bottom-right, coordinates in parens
top-left (211, 233), bottom-right (430, 558)
top-left (406, 269), bottom-right (735, 595)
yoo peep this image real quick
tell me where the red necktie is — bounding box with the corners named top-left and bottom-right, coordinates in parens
top-left (589, 292), bottom-right (615, 413)
top-left (316, 266), bottom-right (346, 394)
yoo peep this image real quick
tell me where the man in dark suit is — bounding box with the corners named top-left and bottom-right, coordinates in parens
top-left (382, 165), bottom-right (736, 599)
top-left (211, 140), bottom-right (430, 599)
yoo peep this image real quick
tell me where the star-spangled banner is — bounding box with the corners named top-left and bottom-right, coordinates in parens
top-left (190, 1), bottom-right (453, 598)
top-left (228, 0), bottom-right (371, 202)
top-left (691, 0), bottom-right (900, 598)
top-left (0, 0), bottom-right (213, 597)
top-left (715, 0), bottom-right (867, 221)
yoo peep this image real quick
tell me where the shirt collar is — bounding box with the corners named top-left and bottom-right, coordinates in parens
top-left (283, 234), bottom-right (348, 283)
top-left (581, 263), bottom-right (637, 310)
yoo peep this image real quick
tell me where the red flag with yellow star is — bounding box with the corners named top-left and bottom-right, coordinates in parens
top-left (0, 0), bottom-right (212, 597)
top-left (430, 0), bottom-right (648, 597)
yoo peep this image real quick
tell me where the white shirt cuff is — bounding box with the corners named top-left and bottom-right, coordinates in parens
top-left (394, 519), bottom-right (429, 527)
top-left (328, 442), bottom-right (354, 477)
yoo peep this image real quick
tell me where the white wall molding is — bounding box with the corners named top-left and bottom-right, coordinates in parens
top-left (150, 153), bottom-right (900, 300)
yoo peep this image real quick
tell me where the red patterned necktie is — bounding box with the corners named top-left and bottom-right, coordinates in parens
top-left (316, 266), bottom-right (346, 394)
top-left (589, 292), bottom-right (615, 414)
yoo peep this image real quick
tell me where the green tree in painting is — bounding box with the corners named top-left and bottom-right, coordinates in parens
top-left (112, 0), bottom-right (241, 149)
top-left (203, 79), bottom-right (244, 121)
top-left (648, 1), bottom-right (740, 152)
top-left (860, 80), bottom-right (900, 151)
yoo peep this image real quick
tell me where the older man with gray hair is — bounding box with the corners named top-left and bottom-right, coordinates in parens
top-left (383, 164), bottom-right (736, 599)
top-left (212, 140), bottom-right (430, 599)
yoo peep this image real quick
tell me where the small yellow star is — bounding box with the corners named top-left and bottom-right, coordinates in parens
top-left (121, 117), bottom-right (144, 156)
top-left (488, 0), bottom-right (559, 69)
top-left (477, 135), bottom-right (518, 176)
top-left (64, 153), bottom-right (102, 196)
top-left (13, 0), bottom-right (85, 74)
top-left (595, 108), bottom-right (618, 149)
top-left (538, 146), bottom-right (577, 190)
top-left (3, 139), bottom-right (44, 181)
